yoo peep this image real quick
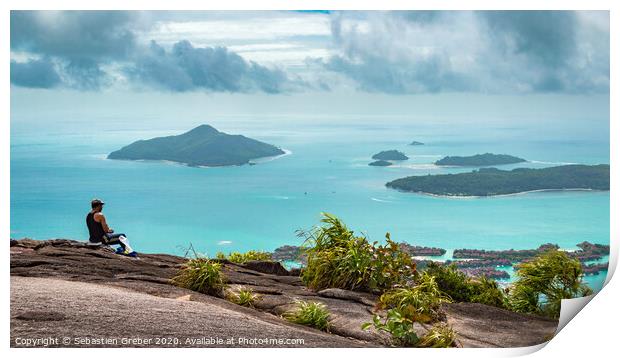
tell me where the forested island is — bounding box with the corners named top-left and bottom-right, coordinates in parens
top-left (435, 153), bottom-right (526, 166)
top-left (368, 160), bottom-right (393, 167)
top-left (108, 124), bottom-right (285, 167)
top-left (386, 164), bottom-right (610, 197)
top-left (372, 150), bottom-right (409, 160)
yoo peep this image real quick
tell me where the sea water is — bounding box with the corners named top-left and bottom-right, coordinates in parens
top-left (10, 117), bottom-right (610, 291)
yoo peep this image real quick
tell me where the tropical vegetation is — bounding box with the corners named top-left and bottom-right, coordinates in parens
top-left (377, 272), bottom-right (451, 323)
top-left (423, 262), bottom-right (508, 308)
top-left (299, 212), bottom-right (416, 292)
top-left (216, 250), bottom-right (273, 264)
top-left (509, 249), bottom-right (593, 318)
top-left (362, 309), bottom-right (458, 348)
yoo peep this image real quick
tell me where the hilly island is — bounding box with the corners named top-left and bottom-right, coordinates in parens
top-left (372, 150), bottom-right (409, 161)
top-left (108, 124), bottom-right (285, 167)
top-left (386, 164), bottom-right (610, 197)
top-left (435, 153), bottom-right (526, 166)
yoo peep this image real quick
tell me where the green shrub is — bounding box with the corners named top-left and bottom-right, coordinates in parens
top-left (418, 323), bottom-right (459, 348)
top-left (469, 276), bottom-right (507, 308)
top-left (227, 287), bottom-right (261, 307)
top-left (509, 250), bottom-right (592, 318)
top-left (423, 262), bottom-right (507, 309)
top-left (363, 309), bottom-right (459, 348)
top-left (171, 258), bottom-right (225, 296)
top-left (216, 250), bottom-right (273, 264)
top-left (362, 309), bottom-right (420, 347)
top-left (300, 213), bottom-right (416, 292)
top-left (283, 300), bottom-right (331, 331)
top-left (377, 273), bottom-right (451, 323)
top-left (423, 262), bottom-right (472, 301)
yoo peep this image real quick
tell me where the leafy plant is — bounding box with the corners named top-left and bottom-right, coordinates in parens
top-left (216, 250), bottom-right (273, 264)
top-left (300, 213), bottom-right (416, 292)
top-left (363, 308), bottom-right (459, 348)
top-left (362, 309), bottom-right (420, 347)
top-left (509, 249), bottom-right (592, 318)
top-left (469, 275), bottom-right (507, 308)
top-left (418, 323), bottom-right (459, 348)
top-left (171, 258), bottom-right (225, 296)
top-left (423, 262), bottom-right (507, 309)
top-left (227, 287), bottom-right (261, 307)
top-left (377, 273), bottom-right (451, 323)
top-left (283, 300), bottom-right (331, 331)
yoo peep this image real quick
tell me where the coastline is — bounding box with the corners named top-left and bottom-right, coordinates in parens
top-left (248, 148), bottom-right (293, 164)
top-left (104, 148), bottom-right (292, 168)
top-left (392, 188), bottom-right (604, 199)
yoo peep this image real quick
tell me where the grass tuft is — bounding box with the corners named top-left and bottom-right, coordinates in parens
top-left (283, 300), bottom-right (331, 331)
top-left (419, 323), bottom-right (459, 348)
top-left (227, 287), bottom-right (261, 307)
top-left (171, 258), bottom-right (225, 296)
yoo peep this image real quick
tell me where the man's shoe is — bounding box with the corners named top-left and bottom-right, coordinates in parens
top-left (115, 247), bottom-right (125, 254)
top-left (127, 251), bottom-right (138, 258)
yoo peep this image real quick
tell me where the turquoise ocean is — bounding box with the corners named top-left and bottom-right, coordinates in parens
top-left (10, 117), bottom-right (610, 290)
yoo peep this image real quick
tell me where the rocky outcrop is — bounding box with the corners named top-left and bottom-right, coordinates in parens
top-left (10, 239), bottom-right (558, 348)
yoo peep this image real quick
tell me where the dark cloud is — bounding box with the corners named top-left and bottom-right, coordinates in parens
top-left (10, 11), bottom-right (133, 90)
top-left (126, 40), bottom-right (291, 93)
top-left (9, 10), bottom-right (609, 94)
top-left (62, 58), bottom-right (109, 91)
top-left (10, 11), bottom-right (136, 60)
top-left (10, 11), bottom-right (296, 93)
top-left (324, 10), bottom-right (609, 94)
top-left (10, 58), bottom-right (61, 88)
top-left (325, 53), bottom-right (473, 94)
top-left (480, 11), bottom-right (577, 68)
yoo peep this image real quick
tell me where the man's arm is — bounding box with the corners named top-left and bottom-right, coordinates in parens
top-left (94, 213), bottom-right (113, 233)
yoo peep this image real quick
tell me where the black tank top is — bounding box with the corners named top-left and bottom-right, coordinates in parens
top-left (86, 212), bottom-right (106, 243)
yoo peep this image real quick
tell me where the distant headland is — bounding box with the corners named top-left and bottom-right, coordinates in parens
top-left (435, 153), bottom-right (526, 166)
top-left (386, 164), bottom-right (610, 197)
top-left (409, 141), bottom-right (424, 146)
top-left (108, 124), bottom-right (285, 167)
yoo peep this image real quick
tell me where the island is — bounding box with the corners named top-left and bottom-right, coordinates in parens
top-left (435, 153), bottom-right (526, 166)
top-left (372, 150), bottom-right (409, 161)
top-left (368, 160), bottom-right (393, 167)
top-left (108, 124), bottom-right (285, 167)
top-left (409, 141), bottom-right (424, 146)
top-left (385, 164), bottom-right (610, 197)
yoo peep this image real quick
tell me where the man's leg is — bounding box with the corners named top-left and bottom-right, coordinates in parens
top-left (103, 233), bottom-right (134, 253)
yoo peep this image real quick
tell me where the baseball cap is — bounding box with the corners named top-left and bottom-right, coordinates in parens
top-left (91, 198), bottom-right (105, 208)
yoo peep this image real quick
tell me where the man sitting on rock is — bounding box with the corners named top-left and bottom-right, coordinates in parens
top-left (86, 198), bottom-right (137, 258)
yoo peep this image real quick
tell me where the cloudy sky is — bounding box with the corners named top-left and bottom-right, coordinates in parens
top-left (9, 10), bottom-right (610, 131)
